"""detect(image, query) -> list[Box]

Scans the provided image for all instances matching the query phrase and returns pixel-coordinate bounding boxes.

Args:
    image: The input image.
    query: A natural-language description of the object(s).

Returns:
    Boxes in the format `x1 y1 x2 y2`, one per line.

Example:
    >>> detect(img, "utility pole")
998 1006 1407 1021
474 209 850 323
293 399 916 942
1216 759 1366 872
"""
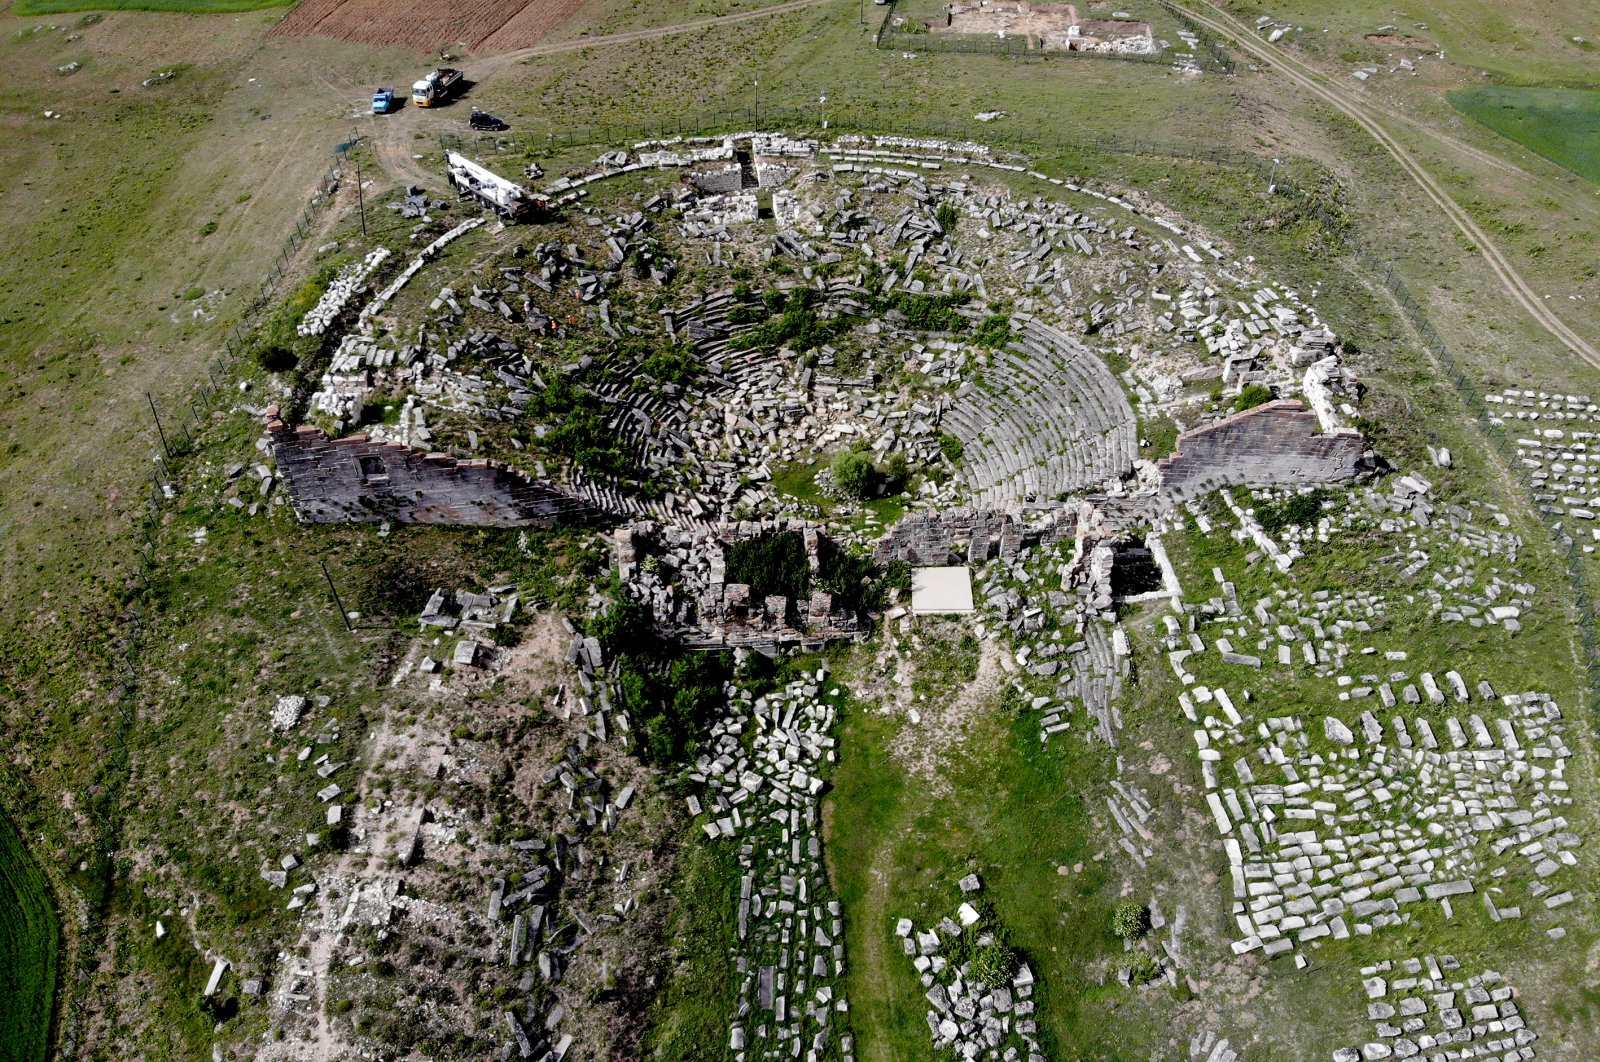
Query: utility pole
355 159 368 236
320 559 356 633
753 76 760 128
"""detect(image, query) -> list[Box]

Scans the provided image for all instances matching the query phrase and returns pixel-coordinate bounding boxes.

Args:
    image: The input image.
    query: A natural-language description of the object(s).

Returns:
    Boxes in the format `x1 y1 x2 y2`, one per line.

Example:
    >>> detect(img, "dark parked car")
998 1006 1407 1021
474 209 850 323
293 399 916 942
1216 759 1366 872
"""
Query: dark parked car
469 112 509 132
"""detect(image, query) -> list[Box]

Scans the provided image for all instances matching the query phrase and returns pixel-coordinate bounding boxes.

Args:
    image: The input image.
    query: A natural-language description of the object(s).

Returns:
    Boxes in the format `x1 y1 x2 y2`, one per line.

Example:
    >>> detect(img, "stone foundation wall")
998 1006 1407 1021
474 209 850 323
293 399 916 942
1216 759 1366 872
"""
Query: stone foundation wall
267 411 592 526
1156 400 1363 502
873 507 1077 566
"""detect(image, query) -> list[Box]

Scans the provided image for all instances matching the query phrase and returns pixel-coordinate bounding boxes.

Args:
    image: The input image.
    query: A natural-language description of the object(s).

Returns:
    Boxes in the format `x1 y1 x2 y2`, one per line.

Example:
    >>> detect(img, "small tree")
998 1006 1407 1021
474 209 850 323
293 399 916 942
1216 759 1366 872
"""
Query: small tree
884 451 912 492
1111 902 1150 941
830 449 877 500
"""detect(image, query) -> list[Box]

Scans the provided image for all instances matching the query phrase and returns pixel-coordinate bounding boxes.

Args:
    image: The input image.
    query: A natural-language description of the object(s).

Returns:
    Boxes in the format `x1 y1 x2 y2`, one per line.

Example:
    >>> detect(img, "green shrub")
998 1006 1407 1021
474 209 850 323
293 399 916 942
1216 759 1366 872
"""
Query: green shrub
935 202 959 233
1112 901 1150 941
725 532 810 601
830 449 877 499
254 343 298 374
973 314 1011 349
732 288 841 354
877 291 970 332
524 375 631 479
638 346 700 386
969 939 1017 987
884 451 913 491
1254 487 1329 535
1233 383 1274 412
937 433 965 463
817 545 893 614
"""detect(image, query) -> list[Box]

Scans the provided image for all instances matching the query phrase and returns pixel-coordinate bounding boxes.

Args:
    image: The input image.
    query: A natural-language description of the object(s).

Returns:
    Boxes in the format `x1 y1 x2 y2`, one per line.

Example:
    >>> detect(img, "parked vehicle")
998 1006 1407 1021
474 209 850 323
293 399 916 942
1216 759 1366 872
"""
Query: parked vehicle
468 111 508 132
371 87 397 114
412 67 463 108
446 151 551 222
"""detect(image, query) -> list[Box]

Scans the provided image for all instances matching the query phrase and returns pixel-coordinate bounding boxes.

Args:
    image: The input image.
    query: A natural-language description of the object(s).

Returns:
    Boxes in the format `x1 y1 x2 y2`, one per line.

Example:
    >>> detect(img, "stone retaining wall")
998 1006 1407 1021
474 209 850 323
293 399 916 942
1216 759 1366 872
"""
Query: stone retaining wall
1156 400 1364 501
267 409 593 526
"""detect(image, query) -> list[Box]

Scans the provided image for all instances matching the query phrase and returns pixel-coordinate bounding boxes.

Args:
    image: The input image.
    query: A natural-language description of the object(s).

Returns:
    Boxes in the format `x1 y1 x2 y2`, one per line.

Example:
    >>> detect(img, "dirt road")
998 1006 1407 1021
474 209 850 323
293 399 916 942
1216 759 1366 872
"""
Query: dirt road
1175 0 1600 371
364 0 840 193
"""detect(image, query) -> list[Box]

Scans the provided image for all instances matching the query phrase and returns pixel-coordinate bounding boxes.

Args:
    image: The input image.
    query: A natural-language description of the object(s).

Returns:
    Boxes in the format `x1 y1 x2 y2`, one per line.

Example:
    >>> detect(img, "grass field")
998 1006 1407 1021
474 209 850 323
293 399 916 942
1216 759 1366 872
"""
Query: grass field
0 811 58 1062
825 637 1162 1060
1448 86 1600 185
12 0 288 13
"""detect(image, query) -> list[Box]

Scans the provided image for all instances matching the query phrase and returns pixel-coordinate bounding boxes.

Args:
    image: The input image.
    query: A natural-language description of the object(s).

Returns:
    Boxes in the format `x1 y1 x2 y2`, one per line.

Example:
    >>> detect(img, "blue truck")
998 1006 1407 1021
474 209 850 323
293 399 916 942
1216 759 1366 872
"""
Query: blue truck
371 87 397 114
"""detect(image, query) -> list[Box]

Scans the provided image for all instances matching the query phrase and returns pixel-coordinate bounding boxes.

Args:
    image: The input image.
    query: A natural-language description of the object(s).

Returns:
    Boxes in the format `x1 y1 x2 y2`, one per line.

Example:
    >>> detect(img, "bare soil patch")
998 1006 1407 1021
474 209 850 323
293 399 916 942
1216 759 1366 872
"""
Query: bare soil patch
887 632 1003 793
1365 32 1435 49
272 0 585 53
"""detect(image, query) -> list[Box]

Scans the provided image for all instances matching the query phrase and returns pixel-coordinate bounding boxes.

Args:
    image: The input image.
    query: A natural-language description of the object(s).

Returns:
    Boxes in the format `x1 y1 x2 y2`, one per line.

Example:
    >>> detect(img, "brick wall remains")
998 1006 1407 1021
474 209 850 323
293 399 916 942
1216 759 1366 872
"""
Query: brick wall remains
267 410 593 526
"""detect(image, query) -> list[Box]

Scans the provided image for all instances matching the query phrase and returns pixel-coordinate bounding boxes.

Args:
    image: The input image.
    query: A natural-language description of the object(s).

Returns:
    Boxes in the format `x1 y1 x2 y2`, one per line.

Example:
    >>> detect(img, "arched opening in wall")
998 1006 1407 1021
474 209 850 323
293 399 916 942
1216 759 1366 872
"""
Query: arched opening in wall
1110 536 1161 599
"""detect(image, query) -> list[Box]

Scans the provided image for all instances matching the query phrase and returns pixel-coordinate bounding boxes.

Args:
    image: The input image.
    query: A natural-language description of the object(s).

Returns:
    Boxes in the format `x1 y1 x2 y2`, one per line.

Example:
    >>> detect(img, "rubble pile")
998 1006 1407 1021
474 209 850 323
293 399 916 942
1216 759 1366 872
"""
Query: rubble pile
685 666 854 1061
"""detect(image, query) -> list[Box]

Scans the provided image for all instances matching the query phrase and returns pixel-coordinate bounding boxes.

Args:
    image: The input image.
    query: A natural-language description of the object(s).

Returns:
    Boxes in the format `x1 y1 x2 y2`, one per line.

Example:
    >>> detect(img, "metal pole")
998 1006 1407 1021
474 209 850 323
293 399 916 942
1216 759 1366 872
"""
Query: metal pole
355 160 368 237
319 559 356 632
754 77 759 128
147 393 172 459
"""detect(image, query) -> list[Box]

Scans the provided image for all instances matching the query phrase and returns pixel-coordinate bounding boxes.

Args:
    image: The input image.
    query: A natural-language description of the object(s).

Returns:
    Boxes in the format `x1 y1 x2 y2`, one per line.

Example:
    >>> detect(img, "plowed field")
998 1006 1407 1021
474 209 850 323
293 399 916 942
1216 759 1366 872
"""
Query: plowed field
272 0 585 53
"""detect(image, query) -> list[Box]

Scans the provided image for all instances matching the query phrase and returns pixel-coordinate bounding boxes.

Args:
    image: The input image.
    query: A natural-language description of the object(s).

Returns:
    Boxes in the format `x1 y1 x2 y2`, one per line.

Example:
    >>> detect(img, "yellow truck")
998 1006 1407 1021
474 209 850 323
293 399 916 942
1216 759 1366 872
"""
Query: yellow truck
411 67 463 108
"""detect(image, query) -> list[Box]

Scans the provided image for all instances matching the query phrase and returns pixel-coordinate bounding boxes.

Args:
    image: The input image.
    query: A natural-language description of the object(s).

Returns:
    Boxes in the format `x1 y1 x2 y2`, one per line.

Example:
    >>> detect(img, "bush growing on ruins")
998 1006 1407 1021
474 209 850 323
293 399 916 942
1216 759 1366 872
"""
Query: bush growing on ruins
973 314 1012 349
254 342 298 374
1254 487 1329 535
830 449 877 499
817 543 890 614
884 451 913 492
1123 952 1163 987
969 939 1018 987
733 288 841 354
524 376 631 480
727 303 765 326
348 550 432 618
638 346 700 386
1111 901 1150 940
879 291 971 332
936 202 959 234
726 531 811 601
938 433 965 463
1233 384 1274 412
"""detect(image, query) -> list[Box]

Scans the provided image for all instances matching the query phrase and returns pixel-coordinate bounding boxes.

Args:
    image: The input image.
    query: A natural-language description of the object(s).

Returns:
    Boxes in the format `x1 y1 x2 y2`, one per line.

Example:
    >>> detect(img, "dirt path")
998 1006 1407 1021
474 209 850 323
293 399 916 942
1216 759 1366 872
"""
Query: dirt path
1174 0 1600 372
362 0 839 190
888 636 1004 793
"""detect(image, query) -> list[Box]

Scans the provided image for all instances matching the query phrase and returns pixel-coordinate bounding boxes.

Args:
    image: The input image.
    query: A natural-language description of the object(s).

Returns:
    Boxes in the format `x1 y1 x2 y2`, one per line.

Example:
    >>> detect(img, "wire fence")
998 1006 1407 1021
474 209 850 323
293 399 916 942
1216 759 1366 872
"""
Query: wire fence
56 143 349 1061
